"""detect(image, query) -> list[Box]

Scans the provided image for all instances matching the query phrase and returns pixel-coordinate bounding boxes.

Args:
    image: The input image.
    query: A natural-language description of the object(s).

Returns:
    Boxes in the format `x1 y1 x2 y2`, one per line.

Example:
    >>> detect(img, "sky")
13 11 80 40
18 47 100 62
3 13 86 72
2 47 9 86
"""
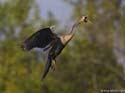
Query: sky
0 0 72 22
0 0 72 27
36 0 72 25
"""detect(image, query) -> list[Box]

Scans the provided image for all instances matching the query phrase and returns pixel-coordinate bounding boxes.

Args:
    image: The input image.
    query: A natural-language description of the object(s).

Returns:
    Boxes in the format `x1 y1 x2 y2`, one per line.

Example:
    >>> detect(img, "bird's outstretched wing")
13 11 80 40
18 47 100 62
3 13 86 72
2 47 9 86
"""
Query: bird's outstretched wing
21 27 57 51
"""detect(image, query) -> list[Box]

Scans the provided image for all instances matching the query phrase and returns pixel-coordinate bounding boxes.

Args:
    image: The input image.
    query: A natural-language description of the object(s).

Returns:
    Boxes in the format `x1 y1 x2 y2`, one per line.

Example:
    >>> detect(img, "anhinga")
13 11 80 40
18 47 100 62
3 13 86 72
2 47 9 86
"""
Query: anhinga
21 16 89 79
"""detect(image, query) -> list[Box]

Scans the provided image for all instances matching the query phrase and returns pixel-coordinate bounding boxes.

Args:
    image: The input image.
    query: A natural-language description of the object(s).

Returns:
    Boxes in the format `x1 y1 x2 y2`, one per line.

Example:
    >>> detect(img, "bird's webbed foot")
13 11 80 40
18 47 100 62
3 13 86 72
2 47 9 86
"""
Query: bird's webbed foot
51 59 56 71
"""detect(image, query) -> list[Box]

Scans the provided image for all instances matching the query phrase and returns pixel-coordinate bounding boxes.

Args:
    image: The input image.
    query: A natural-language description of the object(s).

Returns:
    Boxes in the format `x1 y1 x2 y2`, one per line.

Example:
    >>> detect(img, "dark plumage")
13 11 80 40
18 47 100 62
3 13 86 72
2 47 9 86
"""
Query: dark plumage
42 37 65 79
21 27 57 51
21 27 60 80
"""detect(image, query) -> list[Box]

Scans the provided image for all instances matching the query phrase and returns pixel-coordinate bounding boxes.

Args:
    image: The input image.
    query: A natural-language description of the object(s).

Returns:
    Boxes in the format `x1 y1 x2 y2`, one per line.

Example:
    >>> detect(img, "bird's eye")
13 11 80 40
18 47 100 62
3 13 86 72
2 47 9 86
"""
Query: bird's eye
85 16 87 19
84 16 88 23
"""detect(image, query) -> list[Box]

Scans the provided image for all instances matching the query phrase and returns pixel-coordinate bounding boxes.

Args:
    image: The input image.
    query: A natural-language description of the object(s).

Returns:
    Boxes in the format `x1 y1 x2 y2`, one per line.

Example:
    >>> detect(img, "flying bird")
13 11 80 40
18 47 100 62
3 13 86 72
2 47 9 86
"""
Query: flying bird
21 16 89 79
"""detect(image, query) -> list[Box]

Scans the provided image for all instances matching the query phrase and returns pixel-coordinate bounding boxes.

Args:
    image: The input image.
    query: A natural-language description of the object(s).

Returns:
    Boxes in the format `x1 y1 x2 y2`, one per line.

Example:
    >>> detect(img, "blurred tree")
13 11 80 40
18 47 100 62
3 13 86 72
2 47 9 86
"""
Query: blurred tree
0 0 125 93
50 0 125 93
0 0 57 93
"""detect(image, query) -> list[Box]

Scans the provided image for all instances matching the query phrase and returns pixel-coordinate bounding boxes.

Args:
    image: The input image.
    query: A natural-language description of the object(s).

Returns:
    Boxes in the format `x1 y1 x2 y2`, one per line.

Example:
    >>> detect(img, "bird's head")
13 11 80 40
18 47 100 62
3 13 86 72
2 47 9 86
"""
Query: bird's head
79 16 88 23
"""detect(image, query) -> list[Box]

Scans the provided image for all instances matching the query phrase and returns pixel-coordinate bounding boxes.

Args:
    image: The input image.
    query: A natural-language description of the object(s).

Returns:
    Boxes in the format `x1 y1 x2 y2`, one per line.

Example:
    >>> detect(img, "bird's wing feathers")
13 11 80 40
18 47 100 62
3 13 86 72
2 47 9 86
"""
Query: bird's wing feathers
21 28 57 51
21 27 57 80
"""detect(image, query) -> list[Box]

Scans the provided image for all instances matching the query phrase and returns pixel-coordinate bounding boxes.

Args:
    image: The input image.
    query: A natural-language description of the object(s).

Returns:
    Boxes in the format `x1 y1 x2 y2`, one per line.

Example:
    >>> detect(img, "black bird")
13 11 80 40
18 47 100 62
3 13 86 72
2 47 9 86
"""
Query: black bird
21 16 89 79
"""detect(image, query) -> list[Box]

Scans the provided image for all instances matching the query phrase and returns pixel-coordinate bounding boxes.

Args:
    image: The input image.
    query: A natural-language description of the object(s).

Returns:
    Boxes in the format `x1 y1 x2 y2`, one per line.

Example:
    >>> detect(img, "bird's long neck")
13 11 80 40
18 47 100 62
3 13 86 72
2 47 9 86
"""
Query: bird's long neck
60 19 82 45
60 20 81 45
68 20 81 37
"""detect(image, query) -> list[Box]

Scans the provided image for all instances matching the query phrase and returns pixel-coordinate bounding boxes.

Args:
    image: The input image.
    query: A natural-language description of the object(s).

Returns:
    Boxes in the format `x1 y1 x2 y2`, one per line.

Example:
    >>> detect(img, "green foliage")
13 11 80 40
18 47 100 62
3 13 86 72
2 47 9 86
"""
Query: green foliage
0 0 124 93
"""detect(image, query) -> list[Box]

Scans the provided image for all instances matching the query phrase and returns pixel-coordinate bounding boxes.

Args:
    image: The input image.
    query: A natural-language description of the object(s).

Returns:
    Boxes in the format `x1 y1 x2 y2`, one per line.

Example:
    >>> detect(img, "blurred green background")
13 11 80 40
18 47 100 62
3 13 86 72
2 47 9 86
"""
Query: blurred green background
0 0 125 93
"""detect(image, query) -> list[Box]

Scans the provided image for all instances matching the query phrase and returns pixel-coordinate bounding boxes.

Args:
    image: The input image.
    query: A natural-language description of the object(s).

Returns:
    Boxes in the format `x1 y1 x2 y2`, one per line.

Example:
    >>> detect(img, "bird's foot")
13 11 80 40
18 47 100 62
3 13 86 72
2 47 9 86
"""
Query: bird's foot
51 60 56 71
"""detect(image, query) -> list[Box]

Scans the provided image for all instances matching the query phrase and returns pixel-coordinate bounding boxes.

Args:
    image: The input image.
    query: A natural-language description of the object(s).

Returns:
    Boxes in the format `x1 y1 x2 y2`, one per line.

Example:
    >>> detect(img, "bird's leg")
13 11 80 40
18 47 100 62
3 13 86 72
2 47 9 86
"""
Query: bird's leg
51 59 56 71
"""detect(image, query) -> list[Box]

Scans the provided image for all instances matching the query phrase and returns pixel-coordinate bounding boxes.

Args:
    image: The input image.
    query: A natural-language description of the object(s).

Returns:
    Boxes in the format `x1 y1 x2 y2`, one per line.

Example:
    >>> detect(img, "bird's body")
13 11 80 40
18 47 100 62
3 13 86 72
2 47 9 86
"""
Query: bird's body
21 16 88 79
